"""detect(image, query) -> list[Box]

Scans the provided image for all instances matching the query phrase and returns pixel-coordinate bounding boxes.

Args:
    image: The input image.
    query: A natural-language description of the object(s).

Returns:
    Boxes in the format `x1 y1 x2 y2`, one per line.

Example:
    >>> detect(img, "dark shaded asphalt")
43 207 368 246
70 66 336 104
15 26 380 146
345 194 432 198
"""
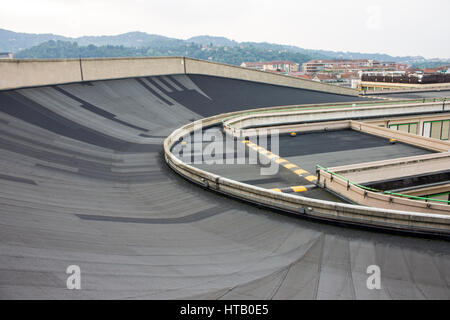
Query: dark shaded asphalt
377 90 450 100
275 130 433 157
174 75 368 116
76 205 230 224
269 130 433 174
0 91 159 153
0 74 448 300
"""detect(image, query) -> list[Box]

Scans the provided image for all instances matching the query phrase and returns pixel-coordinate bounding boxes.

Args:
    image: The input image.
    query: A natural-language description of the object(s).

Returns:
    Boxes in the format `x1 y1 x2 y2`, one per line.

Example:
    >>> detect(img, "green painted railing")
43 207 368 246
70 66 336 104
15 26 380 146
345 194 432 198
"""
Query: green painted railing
316 165 450 205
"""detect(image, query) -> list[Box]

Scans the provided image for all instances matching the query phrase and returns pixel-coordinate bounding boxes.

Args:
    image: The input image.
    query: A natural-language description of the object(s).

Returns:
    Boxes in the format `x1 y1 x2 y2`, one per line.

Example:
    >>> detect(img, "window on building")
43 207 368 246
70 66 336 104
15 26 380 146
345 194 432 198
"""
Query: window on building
409 123 418 135
422 120 450 140
389 122 419 135
423 122 431 138
431 121 442 139
442 121 450 140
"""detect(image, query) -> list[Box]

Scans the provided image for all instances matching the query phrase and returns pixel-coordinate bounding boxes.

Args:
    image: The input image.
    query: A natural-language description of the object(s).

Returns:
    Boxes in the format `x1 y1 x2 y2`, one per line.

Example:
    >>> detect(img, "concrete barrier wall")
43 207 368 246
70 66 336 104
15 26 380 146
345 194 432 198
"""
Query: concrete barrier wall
81 57 185 81
361 81 450 91
184 57 358 96
366 113 450 129
217 101 450 221
0 59 82 90
0 56 358 95
318 170 450 215
164 110 450 236
330 152 450 184
350 121 450 152
223 101 450 142
0 57 185 90
234 120 352 137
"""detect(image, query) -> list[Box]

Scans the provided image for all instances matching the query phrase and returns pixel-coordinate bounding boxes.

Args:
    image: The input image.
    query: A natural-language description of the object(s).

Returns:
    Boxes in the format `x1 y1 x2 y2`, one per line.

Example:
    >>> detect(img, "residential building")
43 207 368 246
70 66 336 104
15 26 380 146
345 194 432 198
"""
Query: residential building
302 59 406 73
360 68 450 91
310 72 360 88
0 52 13 59
241 60 299 73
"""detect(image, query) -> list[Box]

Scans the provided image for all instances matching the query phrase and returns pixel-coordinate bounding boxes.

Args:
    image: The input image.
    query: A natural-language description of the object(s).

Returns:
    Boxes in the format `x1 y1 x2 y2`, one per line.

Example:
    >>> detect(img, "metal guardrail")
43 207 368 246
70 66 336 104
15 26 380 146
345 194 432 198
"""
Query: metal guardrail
316 165 450 205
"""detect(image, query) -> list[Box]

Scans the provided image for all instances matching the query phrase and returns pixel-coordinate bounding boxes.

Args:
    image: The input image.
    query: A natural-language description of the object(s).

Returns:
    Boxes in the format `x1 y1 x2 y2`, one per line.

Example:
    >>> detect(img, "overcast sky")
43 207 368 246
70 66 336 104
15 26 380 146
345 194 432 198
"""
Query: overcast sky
1 0 449 59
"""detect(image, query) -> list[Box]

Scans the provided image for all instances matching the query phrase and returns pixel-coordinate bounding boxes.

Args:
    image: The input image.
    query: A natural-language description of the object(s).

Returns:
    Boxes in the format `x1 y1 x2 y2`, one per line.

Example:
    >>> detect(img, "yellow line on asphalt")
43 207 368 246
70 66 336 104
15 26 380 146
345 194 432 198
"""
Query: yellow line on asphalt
241 139 318 184
305 175 318 182
291 186 308 193
294 169 308 175
271 188 282 192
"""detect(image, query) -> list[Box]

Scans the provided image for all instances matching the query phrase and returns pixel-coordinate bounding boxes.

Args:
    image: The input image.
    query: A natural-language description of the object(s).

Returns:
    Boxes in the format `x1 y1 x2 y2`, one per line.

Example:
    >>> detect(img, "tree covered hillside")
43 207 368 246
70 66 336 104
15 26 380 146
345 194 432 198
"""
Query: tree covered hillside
14 40 314 66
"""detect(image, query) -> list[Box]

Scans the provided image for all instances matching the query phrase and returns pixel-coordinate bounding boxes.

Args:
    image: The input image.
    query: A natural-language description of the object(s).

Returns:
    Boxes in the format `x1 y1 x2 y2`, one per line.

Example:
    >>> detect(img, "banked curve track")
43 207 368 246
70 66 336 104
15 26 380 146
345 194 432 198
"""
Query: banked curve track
0 74 449 299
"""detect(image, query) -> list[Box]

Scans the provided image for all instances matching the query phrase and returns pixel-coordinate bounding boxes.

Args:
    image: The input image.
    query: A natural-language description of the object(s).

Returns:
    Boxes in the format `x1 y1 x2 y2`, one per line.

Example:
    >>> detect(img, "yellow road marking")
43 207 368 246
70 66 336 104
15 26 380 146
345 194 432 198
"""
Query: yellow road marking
242 140 316 184
271 188 282 192
291 186 307 193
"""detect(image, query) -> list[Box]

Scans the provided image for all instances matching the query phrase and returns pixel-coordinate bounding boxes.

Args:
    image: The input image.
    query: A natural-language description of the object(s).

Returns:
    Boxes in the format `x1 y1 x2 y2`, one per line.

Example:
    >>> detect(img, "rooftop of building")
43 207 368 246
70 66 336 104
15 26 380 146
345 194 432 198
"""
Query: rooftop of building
242 60 298 66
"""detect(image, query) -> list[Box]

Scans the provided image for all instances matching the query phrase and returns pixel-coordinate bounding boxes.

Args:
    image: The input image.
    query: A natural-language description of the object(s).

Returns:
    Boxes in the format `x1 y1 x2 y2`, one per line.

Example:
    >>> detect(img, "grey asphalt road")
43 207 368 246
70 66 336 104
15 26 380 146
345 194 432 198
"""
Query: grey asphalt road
275 130 433 174
376 89 450 100
0 75 448 299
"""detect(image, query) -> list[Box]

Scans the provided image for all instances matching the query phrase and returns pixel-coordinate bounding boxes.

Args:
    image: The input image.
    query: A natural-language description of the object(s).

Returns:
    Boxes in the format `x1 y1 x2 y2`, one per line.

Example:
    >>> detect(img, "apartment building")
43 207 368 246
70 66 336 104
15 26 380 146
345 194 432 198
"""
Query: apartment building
241 60 299 73
0 52 13 59
302 59 406 73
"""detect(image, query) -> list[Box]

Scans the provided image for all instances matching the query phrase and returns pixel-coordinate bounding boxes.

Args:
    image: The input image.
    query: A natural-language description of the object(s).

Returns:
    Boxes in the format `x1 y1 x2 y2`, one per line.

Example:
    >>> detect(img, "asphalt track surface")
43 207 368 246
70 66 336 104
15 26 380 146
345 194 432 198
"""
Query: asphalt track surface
0 75 449 299
275 130 434 174
172 127 344 202
377 89 450 100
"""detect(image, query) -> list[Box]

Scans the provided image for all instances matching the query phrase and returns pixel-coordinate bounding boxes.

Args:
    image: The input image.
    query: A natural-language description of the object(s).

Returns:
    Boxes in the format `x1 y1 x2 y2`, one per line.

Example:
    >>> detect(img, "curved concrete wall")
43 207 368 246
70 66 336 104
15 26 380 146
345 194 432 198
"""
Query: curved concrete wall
223 101 450 141
0 56 358 95
184 57 357 96
318 170 450 215
164 109 450 236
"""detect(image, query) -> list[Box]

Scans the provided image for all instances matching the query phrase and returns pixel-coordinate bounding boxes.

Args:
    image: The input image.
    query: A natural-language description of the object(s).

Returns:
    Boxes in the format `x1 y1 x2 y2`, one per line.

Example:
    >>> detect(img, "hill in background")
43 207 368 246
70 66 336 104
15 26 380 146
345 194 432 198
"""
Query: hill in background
3 28 448 68
13 40 316 67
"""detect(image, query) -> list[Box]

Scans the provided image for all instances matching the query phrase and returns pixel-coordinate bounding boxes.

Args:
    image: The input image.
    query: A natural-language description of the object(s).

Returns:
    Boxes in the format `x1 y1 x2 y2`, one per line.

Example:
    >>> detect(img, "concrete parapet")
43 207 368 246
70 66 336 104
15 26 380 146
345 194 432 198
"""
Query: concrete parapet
164 108 450 237
317 170 450 216
361 81 450 92
0 56 359 96
81 57 185 81
0 59 82 90
223 101 450 145
184 57 358 96
329 152 450 184
349 121 450 152
0 57 185 90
